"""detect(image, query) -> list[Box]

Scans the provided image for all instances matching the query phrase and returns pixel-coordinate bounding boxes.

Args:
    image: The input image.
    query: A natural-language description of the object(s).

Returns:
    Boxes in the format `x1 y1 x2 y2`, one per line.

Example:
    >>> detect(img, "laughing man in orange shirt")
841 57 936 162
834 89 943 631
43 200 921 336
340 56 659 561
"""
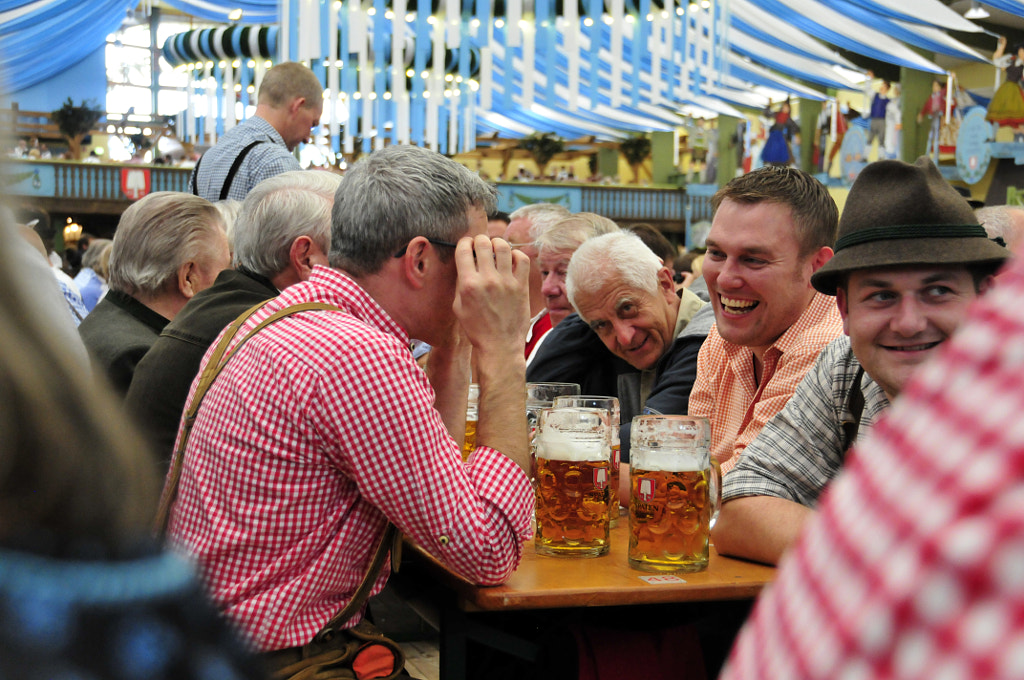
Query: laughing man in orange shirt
688 166 843 473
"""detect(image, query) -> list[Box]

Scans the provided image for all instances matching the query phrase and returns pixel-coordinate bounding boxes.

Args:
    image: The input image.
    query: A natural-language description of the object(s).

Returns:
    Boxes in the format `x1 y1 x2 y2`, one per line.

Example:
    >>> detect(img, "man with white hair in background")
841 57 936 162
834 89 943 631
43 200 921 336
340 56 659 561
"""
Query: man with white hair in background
127 171 339 460
79 192 231 394
566 230 710 465
976 204 1024 253
504 202 570 360
527 212 632 392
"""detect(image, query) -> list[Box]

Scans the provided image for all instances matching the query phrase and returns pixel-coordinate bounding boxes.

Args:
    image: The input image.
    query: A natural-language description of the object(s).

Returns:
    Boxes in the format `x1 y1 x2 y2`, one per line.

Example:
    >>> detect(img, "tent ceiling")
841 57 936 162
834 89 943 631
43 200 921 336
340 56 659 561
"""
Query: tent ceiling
5 0 1024 144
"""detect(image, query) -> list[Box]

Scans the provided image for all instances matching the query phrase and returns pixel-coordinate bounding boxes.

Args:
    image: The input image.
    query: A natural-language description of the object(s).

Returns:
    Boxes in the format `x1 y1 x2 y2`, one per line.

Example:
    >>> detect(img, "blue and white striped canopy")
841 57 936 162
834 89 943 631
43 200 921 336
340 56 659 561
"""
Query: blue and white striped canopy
0 0 1015 145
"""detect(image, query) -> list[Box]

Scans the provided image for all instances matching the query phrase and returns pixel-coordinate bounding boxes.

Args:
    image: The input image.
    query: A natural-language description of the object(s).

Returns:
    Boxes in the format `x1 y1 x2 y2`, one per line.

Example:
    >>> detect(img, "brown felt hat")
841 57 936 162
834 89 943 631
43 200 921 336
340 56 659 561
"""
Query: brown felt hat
812 156 1008 295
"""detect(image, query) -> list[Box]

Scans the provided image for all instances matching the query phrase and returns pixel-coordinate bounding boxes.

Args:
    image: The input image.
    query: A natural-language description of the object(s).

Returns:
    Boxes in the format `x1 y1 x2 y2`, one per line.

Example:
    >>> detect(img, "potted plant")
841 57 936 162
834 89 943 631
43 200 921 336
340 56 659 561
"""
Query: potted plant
620 135 652 184
51 98 104 161
517 132 565 179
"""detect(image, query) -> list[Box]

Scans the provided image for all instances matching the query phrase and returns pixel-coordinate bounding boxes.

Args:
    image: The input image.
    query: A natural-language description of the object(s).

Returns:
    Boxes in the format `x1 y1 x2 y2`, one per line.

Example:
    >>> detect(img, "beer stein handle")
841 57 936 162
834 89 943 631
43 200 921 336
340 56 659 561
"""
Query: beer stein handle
708 459 722 529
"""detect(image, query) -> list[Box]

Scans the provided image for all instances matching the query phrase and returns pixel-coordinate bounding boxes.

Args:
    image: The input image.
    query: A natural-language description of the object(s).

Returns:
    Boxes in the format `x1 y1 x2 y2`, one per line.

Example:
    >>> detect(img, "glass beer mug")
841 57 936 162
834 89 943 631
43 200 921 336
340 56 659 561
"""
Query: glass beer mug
462 383 479 462
526 382 581 478
628 415 720 572
534 407 612 557
553 395 621 528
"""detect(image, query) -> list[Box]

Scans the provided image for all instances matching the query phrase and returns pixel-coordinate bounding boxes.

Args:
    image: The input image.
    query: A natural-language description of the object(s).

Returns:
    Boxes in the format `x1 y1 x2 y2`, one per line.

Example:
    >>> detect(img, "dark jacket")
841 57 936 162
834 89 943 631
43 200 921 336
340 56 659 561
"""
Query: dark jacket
126 269 278 463
527 297 714 462
79 290 169 396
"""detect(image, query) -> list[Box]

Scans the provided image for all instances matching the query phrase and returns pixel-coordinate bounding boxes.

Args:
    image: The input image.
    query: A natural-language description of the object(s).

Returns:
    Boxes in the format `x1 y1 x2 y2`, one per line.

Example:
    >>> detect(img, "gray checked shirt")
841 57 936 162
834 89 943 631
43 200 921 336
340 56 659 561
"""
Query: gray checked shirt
189 115 301 202
722 336 890 508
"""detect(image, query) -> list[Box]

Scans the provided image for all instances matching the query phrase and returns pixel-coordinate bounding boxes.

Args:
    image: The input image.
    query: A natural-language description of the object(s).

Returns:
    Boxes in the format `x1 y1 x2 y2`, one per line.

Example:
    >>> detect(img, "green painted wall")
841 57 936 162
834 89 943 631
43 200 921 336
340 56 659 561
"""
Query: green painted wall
651 131 675 184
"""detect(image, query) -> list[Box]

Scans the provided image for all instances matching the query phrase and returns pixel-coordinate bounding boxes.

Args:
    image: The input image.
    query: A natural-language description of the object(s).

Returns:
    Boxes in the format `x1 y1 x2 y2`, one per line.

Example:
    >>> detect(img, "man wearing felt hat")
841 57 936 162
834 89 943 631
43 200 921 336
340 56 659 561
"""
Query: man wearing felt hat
712 156 1008 566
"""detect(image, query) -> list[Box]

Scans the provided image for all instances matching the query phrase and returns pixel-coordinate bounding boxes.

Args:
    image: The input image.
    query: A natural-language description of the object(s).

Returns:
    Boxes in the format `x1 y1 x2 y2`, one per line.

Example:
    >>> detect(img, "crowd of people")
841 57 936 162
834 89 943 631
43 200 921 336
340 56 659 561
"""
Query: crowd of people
8 59 1024 680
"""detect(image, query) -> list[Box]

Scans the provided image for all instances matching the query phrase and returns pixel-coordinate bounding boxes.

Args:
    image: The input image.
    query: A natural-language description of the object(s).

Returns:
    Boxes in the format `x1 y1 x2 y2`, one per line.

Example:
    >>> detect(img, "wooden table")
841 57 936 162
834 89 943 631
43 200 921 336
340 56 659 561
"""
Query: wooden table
405 520 775 678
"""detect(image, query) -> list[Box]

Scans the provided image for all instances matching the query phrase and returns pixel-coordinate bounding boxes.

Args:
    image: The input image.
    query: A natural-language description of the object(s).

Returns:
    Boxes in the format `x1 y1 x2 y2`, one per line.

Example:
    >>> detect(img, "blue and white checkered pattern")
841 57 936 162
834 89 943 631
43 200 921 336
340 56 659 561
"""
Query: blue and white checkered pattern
189 116 301 203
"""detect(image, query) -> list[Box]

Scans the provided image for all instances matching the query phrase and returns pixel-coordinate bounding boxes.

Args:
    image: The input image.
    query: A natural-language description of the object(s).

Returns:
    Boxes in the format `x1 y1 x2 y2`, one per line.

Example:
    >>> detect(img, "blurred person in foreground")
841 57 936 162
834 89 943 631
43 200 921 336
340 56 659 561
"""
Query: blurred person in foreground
504 202 571 358
127 171 339 463
689 166 842 473
719 195 1024 680
713 157 1007 566
0 217 265 678
163 145 534 664
78 192 231 395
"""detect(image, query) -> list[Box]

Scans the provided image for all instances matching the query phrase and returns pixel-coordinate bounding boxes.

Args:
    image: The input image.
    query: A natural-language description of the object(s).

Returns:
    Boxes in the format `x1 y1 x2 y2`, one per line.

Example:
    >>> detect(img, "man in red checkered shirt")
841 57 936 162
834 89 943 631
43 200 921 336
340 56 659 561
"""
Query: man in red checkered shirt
164 145 535 654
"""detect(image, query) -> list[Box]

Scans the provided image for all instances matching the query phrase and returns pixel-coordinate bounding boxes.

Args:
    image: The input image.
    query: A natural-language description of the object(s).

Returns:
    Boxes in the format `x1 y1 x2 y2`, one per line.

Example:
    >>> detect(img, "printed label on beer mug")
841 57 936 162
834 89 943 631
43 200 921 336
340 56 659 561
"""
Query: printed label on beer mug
594 467 607 489
639 575 686 585
638 477 655 502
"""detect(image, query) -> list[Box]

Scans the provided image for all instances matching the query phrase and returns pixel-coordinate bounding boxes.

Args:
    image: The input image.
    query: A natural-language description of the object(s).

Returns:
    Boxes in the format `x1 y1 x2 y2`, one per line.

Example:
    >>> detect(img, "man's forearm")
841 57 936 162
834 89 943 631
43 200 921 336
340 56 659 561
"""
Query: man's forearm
712 495 813 566
475 351 529 473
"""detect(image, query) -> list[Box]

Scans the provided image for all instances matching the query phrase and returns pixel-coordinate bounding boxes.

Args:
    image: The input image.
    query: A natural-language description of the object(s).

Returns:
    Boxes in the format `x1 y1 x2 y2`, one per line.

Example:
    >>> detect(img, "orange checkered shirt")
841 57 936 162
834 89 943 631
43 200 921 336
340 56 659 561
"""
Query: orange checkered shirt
689 292 843 473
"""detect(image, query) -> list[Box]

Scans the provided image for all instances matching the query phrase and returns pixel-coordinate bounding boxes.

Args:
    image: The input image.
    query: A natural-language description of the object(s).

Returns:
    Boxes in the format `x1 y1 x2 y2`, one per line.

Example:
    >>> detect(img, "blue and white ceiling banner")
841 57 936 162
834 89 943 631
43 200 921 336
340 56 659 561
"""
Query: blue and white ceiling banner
846 0 983 32
754 0 946 73
159 0 278 23
728 0 857 68
17 0 1024 148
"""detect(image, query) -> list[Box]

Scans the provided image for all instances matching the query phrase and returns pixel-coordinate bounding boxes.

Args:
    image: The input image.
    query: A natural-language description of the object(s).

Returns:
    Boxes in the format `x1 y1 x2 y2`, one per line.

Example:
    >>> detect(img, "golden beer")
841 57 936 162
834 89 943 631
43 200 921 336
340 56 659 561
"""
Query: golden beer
462 419 477 461
608 444 621 528
535 455 611 557
629 468 712 571
552 395 621 529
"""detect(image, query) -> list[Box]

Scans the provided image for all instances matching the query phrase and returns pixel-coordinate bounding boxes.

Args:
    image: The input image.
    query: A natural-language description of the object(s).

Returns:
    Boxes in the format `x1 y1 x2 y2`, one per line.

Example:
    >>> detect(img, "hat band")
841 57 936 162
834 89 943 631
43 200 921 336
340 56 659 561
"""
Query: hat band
835 224 988 252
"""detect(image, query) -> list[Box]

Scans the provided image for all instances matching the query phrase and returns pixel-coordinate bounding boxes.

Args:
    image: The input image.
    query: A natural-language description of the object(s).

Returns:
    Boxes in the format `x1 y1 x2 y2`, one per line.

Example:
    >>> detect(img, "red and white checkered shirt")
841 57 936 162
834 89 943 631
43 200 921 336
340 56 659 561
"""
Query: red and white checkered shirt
165 266 534 652
722 256 1024 680
689 292 843 473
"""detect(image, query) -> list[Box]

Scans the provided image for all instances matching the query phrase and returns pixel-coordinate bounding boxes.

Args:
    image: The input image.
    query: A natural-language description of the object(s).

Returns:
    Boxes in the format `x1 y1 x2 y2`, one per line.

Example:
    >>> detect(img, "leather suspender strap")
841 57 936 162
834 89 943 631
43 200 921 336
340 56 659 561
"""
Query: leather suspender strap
189 139 266 200
840 365 866 452
152 298 401 636
154 300 338 534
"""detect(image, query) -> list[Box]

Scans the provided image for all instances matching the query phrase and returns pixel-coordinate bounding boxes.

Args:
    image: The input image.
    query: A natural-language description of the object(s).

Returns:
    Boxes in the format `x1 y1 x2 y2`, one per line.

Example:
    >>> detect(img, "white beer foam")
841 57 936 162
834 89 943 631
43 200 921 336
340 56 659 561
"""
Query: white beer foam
536 429 609 462
632 446 707 472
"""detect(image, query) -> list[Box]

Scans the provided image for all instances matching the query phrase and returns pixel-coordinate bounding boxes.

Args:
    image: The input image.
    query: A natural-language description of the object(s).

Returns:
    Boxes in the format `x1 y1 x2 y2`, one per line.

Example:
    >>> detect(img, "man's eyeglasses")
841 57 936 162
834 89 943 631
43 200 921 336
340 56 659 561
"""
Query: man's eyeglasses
393 237 460 258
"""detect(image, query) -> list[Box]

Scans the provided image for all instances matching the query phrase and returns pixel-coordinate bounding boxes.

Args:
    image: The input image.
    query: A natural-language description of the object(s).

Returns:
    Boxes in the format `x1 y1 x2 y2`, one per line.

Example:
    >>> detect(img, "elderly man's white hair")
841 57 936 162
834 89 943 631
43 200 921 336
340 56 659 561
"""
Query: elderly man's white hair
107 192 224 297
566 230 662 313
976 205 1024 252
508 203 571 241
233 170 342 278
536 212 620 256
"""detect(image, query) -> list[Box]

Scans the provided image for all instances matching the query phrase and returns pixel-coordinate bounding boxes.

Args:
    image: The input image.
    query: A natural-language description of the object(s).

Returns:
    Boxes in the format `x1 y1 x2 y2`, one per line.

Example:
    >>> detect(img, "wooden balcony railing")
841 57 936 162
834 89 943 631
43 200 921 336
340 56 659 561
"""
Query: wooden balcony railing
4 158 713 246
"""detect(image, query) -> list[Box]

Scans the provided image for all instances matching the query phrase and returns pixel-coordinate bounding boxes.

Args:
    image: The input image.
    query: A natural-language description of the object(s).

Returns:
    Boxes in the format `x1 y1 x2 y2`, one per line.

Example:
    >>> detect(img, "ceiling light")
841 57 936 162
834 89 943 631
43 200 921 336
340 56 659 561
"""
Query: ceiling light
965 1 989 19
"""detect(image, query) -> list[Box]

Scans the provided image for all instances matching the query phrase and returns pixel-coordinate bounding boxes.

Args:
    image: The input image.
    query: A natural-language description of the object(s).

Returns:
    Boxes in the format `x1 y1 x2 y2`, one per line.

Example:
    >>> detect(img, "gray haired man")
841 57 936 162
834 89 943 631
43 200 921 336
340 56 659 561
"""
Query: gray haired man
79 192 230 394
127 170 340 460
164 145 535 660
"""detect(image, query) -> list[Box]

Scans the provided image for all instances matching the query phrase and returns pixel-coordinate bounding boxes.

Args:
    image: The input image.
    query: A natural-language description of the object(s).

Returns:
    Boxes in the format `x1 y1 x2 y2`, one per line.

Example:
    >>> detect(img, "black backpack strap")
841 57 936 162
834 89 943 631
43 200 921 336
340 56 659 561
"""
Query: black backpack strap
218 139 266 200
189 153 202 196
840 364 866 451
189 139 267 200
